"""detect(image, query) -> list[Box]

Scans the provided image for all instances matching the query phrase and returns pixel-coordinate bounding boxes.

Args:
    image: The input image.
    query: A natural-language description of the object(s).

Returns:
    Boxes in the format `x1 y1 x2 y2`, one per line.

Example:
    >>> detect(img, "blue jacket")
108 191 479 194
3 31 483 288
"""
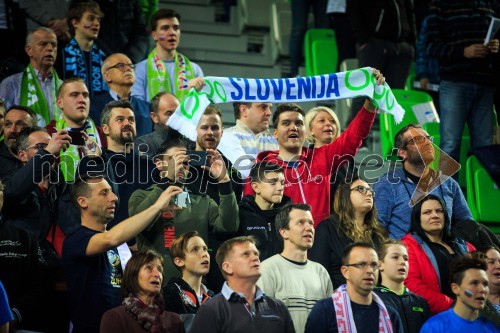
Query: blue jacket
373 167 472 239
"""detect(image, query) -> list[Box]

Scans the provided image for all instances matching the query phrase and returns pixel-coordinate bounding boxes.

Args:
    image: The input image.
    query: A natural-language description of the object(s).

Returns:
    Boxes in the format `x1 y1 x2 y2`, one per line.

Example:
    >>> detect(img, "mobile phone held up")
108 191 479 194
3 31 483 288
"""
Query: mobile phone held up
68 131 85 146
187 150 209 166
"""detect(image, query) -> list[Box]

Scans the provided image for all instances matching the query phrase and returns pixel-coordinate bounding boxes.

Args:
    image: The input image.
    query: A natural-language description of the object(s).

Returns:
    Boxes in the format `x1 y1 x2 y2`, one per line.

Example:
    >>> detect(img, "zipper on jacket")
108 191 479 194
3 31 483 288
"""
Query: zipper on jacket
392 0 402 39
375 9 385 33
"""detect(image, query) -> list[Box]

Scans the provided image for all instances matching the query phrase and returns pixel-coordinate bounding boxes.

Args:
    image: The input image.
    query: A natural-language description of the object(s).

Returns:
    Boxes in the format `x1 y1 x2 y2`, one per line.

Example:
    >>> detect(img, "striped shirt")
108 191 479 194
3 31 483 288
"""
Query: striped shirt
224 120 279 158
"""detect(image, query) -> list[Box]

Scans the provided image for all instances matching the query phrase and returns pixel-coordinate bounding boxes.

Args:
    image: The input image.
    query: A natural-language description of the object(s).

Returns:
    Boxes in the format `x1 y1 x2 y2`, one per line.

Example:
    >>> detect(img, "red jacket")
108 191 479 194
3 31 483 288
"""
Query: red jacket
244 107 375 226
402 233 475 314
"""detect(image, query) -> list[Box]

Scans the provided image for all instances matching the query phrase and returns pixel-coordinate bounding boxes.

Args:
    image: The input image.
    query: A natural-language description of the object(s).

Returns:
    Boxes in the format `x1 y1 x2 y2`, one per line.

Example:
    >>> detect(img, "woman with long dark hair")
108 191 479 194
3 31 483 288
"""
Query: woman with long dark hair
402 194 475 314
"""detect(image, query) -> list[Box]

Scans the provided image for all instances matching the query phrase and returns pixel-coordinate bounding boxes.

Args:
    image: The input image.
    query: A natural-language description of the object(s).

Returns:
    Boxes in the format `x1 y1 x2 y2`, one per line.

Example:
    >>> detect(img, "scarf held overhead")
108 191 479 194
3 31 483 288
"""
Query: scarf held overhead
167 67 405 143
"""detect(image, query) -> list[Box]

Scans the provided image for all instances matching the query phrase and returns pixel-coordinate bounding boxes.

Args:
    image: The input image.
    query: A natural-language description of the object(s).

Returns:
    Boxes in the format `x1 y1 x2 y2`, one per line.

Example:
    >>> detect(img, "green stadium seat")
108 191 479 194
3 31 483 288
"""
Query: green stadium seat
304 29 338 76
466 155 500 234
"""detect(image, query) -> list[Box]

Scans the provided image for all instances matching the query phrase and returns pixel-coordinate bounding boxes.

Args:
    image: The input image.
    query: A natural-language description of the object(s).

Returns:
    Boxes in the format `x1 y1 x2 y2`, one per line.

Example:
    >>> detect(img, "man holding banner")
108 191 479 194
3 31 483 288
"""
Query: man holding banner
244 70 385 225
166 68 398 225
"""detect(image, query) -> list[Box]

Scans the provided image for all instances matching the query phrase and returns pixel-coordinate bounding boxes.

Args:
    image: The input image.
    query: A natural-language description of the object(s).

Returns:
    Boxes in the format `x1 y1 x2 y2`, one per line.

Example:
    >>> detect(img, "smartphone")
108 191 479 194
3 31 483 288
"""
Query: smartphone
68 131 85 146
173 191 191 208
187 150 209 166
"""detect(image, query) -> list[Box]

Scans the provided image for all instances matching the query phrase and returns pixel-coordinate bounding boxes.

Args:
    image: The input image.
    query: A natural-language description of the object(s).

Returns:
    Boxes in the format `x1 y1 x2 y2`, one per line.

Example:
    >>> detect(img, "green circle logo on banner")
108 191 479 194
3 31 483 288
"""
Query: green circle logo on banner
180 90 200 120
345 69 371 91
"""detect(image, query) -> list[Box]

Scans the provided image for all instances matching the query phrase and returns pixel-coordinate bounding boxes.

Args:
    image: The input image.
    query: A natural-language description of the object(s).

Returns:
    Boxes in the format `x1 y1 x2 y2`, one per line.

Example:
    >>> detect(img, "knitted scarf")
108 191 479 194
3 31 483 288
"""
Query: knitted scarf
55 115 101 182
146 49 194 101
123 294 166 333
63 38 107 96
20 64 61 126
332 284 393 333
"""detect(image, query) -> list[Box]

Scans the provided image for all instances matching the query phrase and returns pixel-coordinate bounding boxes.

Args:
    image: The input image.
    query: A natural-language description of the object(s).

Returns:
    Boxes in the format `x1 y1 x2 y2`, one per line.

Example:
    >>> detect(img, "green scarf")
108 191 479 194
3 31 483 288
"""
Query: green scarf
146 49 195 101
56 115 101 182
20 64 62 126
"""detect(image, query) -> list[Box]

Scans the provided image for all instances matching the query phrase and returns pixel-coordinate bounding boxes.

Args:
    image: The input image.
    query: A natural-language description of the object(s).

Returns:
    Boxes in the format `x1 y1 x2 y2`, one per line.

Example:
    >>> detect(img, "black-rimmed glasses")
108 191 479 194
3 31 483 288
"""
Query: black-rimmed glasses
350 185 375 197
23 143 48 151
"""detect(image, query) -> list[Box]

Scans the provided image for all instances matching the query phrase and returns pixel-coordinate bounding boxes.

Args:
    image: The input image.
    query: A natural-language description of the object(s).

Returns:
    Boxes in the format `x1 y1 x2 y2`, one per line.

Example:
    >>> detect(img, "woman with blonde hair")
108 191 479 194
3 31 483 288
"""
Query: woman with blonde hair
309 177 388 288
304 106 341 147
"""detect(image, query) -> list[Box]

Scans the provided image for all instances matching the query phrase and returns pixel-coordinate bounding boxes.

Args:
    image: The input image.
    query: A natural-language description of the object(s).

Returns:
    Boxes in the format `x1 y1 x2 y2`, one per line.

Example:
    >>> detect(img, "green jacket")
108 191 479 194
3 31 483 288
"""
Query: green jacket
128 181 239 280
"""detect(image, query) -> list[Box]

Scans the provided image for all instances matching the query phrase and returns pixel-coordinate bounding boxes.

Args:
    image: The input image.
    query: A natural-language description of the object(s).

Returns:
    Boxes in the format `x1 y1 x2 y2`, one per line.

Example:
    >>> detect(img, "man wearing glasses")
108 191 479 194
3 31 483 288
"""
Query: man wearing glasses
89 53 152 136
305 243 404 333
258 203 333 333
373 123 473 240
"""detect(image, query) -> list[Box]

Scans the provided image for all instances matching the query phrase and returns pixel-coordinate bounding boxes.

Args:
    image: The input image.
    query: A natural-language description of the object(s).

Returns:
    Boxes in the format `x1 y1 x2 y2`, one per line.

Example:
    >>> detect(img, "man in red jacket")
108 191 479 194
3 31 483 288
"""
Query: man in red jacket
245 69 385 226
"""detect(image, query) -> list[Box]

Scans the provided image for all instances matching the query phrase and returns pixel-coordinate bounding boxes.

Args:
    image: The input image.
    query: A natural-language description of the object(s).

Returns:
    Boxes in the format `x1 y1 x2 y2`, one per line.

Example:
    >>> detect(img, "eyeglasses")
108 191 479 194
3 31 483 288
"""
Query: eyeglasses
404 135 434 147
344 262 381 270
106 63 136 71
23 143 48 151
350 185 375 197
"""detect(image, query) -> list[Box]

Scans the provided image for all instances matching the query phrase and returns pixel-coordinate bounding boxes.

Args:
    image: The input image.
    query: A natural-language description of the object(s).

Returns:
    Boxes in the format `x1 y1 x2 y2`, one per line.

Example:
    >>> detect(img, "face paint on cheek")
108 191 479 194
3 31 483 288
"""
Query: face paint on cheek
158 35 166 41
464 289 473 297
84 24 92 29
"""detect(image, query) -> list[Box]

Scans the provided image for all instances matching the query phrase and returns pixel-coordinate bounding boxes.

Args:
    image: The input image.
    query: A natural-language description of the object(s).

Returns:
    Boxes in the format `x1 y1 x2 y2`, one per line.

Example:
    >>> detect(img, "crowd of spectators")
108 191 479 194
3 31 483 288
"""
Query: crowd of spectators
0 2 499 333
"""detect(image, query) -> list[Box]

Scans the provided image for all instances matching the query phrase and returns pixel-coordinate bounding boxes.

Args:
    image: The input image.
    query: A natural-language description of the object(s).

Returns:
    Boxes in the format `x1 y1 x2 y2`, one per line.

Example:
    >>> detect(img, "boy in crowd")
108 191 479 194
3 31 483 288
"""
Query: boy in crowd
163 231 213 315
239 161 290 261
374 239 431 333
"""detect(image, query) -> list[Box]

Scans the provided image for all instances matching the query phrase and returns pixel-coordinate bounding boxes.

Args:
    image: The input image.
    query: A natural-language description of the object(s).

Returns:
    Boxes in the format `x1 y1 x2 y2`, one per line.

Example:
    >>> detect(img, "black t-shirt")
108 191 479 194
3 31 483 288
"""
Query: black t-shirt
352 301 380 333
62 226 123 333
427 241 458 298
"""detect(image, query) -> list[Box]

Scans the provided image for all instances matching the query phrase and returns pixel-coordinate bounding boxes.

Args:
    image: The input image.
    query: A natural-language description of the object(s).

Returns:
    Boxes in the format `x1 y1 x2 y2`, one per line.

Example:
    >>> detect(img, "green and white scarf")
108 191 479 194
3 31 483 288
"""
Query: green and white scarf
20 64 62 126
146 49 195 101
56 115 101 182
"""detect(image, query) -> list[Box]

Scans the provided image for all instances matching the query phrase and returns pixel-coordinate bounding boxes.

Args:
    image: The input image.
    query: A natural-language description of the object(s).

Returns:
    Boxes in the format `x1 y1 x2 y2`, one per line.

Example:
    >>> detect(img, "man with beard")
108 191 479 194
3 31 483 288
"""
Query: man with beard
0 27 62 126
0 106 37 182
134 92 179 161
89 53 151 136
80 100 155 230
373 123 473 240
46 78 106 182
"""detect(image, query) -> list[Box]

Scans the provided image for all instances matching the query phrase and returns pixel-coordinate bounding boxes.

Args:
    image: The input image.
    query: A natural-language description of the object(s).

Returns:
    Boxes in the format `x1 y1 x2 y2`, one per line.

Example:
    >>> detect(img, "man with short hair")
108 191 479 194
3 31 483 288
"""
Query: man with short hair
63 175 182 333
132 8 204 101
89 53 151 136
305 243 404 333
420 256 497 332
128 138 239 283
46 78 106 181
249 70 385 225
239 161 290 261
0 27 62 126
0 106 37 181
223 102 279 159
190 236 296 333
134 91 179 160
62 1 108 97
81 99 154 227
258 203 333 333
373 123 473 240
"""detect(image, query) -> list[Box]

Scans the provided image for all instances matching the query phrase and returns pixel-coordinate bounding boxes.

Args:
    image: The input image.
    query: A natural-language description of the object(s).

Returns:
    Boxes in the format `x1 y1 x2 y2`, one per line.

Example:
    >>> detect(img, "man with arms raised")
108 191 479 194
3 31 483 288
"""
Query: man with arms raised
258 203 333 333
63 175 182 333
249 70 385 224
191 236 295 333
305 243 404 333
